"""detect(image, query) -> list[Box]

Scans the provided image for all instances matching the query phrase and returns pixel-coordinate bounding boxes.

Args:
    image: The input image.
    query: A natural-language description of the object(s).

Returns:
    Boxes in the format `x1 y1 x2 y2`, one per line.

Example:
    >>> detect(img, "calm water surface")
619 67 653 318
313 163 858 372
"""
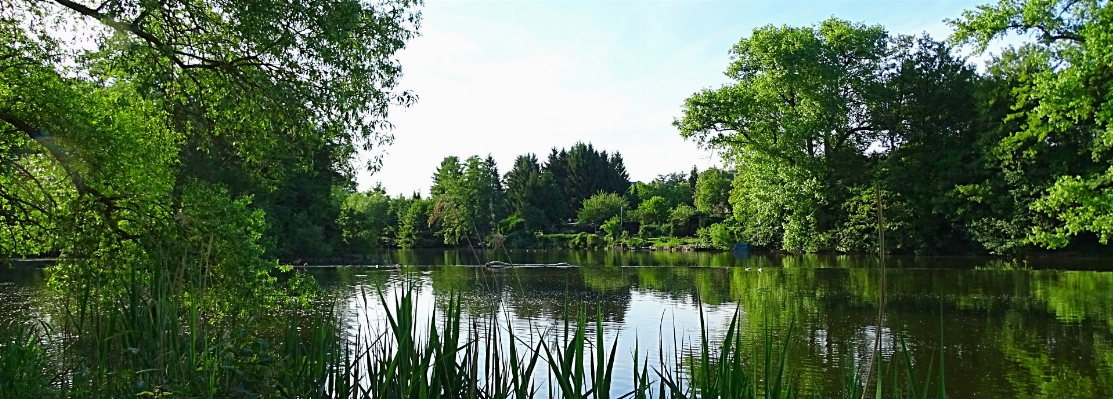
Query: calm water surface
4 250 1113 398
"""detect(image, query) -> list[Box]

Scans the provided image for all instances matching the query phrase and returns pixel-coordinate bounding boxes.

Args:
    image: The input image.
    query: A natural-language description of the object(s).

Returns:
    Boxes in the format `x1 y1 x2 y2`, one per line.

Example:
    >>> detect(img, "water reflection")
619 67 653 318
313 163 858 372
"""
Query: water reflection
350 249 1113 271
4 252 1113 398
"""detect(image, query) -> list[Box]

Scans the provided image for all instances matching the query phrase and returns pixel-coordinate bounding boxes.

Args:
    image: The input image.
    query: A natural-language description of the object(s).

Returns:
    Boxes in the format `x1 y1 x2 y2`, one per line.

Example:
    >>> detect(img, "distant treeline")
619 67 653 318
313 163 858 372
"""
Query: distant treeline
331 142 733 254
330 6 1113 257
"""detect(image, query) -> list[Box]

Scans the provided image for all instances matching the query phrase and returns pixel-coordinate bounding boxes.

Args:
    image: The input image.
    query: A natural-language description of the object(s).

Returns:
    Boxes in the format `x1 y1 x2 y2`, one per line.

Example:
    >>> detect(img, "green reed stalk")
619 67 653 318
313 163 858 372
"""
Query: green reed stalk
0 272 950 399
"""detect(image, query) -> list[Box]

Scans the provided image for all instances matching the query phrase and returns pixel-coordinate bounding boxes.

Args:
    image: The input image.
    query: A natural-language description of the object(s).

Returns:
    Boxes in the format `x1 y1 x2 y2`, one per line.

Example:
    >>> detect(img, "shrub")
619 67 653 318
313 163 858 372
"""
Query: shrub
601 216 623 240
577 193 629 226
698 220 743 250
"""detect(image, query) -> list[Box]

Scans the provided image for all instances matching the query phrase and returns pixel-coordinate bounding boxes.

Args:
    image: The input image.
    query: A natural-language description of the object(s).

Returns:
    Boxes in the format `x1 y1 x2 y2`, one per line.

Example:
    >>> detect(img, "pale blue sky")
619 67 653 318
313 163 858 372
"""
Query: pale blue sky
358 0 990 196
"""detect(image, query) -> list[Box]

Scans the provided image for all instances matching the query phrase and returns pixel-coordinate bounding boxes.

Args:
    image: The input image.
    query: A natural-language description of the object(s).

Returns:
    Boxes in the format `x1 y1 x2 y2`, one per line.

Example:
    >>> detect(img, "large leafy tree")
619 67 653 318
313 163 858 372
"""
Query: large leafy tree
636 196 671 234
951 0 1113 249
678 18 997 253
577 192 628 226
694 168 732 216
395 195 437 249
0 0 420 286
630 173 694 211
337 185 393 253
676 18 887 178
867 36 985 253
676 18 889 251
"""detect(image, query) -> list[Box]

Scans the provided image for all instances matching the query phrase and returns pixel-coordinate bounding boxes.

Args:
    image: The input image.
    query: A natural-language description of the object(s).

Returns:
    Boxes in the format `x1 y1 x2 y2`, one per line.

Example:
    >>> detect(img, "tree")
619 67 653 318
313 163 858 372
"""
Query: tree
695 168 733 216
688 166 699 202
431 157 464 197
676 18 1003 253
630 173 694 210
337 185 393 253
669 204 698 237
676 18 889 251
540 148 571 223
504 154 562 231
577 192 629 226
476 155 507 236
951 0 1113 249
429 155 506 246
637 196 671 227
546 142 630 222
397 198 437 249
0 0 420 292
865 35 985 254
601 216 623 241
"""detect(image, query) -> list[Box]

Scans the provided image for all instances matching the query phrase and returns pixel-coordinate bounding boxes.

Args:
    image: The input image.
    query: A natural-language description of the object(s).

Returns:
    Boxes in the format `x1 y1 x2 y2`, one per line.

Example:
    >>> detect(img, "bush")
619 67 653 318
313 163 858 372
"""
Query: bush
567 232 602 249
535 233 573 248
577 193 629 226
601 216 622 240
698 220 743 250
586 233 599 248
639 223 666 238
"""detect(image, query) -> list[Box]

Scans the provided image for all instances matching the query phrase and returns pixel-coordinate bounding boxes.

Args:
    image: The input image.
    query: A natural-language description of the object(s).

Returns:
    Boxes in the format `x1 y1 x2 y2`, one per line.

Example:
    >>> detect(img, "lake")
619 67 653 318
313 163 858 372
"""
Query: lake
3 250 1113 398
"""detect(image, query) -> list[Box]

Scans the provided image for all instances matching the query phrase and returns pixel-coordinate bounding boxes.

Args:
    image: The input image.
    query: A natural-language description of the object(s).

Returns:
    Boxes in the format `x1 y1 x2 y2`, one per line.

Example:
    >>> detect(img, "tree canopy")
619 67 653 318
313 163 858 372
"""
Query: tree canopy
951 0 1113 248
0 0 421 288
676 10 1113 254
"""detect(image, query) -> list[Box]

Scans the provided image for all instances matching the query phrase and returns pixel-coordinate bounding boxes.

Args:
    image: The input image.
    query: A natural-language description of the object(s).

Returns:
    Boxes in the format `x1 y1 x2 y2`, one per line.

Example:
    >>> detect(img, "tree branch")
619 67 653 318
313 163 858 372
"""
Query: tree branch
0 110 139 241
0 110 90 195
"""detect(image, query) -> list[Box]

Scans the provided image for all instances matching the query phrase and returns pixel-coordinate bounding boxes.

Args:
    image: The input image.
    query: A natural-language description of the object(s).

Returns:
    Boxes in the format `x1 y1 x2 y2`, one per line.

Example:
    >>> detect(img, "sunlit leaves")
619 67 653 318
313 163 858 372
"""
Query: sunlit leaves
577 192 628 226
1030 167 1113 248
951 0 1113 249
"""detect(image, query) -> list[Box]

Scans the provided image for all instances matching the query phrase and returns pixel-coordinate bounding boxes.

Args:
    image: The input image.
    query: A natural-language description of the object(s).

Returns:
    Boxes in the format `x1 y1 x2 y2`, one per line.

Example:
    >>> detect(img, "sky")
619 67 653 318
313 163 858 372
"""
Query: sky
357 0 991 197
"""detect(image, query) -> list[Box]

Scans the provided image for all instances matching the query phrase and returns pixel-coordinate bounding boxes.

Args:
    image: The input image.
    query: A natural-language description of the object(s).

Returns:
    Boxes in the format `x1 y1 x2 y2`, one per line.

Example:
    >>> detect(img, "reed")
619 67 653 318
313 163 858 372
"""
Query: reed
0 277 948 399
0 318 56 399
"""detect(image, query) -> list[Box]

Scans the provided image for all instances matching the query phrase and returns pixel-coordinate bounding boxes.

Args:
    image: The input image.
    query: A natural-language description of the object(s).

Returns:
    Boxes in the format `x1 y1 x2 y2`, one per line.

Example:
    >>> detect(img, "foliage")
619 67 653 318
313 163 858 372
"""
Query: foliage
505 154 564 231
669 204 698 237
0 0 422 308
695 168 733 216
396 197 438 249
835 187 913 254
951 0 1113 249
1030 168 1113 248
698 220 744 250
676 18 892 252
629 173 693 210
577 192 629 226
0 319 54 398
600 216 623 241
429 155 506 246
338 185 394 252
674 14 1087 254
636 196 670 227
545 143 631 222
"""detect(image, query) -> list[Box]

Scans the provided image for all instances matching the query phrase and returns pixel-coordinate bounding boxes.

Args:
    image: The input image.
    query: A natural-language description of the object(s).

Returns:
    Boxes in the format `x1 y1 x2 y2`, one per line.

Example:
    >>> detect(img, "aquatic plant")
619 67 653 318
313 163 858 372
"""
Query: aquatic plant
0 277 948 399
